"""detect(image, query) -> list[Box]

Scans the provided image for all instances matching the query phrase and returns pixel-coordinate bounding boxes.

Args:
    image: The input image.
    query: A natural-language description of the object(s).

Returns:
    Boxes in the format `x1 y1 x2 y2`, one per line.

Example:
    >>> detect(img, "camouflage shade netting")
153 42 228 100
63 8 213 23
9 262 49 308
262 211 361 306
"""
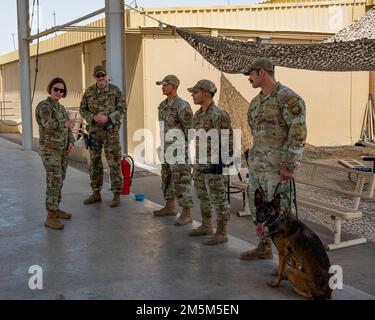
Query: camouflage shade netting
175 8 375 72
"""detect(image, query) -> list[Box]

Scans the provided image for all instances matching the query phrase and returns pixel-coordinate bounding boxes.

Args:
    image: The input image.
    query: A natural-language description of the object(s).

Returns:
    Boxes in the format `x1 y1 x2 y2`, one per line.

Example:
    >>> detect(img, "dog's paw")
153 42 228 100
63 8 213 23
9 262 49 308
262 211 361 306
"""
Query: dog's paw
267 278 280 287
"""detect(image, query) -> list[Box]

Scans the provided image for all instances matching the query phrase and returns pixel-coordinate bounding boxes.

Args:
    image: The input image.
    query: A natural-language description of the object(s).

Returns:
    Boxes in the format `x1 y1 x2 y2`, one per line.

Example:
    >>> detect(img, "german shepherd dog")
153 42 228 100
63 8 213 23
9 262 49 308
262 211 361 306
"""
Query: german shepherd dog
254 188 332 299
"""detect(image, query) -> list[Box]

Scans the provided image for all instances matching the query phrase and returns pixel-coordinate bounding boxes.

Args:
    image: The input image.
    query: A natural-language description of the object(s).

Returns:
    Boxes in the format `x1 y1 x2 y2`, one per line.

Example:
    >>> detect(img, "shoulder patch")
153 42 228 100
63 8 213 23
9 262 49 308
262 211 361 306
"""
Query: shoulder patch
285 96 299 107
285 95 303 115
42 108 50 117
40 104 51 118
290 104 303 115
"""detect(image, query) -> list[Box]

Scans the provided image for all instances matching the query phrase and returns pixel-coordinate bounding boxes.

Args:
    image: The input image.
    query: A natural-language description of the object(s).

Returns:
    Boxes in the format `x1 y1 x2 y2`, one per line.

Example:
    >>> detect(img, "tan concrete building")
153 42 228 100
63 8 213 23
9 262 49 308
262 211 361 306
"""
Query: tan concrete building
0 0 374 163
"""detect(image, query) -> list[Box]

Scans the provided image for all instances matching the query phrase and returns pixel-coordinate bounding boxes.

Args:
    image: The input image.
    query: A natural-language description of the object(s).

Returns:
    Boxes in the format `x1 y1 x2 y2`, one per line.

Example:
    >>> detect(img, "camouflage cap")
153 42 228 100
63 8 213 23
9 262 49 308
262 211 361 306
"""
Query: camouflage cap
93 65 107 76
243 58 275 75
156 75 180 86
187 80 217 94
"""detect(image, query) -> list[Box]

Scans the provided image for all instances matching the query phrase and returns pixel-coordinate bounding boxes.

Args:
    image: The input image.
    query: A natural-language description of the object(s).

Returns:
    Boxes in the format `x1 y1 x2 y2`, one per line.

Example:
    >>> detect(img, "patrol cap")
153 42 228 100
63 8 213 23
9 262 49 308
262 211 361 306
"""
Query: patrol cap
243 58 275 75
156 75 180 86
187 80 217 94
93 65 107 76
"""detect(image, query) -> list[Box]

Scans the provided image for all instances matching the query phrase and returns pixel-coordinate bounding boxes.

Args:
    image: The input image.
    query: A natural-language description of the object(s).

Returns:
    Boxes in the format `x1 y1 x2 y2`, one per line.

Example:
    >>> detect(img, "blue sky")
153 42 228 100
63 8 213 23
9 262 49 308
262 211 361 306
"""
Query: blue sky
0 0 259 56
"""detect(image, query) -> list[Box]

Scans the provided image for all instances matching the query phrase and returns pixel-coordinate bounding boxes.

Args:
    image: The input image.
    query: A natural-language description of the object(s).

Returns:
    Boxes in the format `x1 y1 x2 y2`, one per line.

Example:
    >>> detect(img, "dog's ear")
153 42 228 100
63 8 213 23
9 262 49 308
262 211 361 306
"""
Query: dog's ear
272 193 281 209
254 189 263 206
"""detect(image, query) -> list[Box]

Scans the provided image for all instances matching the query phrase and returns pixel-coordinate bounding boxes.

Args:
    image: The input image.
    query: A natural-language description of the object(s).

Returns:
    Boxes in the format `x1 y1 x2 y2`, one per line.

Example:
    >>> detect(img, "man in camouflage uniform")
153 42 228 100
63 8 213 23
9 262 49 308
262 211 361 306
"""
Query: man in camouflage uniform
188 80 233 245
153 75 194 226
240 58 307 260
80 65 126 207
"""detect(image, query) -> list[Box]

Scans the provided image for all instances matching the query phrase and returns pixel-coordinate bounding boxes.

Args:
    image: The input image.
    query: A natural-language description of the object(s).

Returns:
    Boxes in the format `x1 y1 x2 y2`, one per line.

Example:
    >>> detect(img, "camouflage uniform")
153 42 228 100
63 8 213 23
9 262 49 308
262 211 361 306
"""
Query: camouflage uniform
247 81 307 241
193 102 232 223
36 97 75 211
159 95 194 208
80 82 126 193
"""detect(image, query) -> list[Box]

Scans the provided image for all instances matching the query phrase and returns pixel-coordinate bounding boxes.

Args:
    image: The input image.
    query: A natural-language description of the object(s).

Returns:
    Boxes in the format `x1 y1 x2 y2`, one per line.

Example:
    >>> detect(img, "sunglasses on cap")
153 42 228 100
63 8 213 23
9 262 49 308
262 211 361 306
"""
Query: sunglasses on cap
52 87 65 93
96 73 106 78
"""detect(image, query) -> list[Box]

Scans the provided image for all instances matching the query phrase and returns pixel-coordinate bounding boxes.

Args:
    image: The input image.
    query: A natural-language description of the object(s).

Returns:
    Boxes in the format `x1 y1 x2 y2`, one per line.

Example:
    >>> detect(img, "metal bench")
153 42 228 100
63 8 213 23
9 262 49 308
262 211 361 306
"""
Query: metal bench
231 160 375 250
295 161 375 250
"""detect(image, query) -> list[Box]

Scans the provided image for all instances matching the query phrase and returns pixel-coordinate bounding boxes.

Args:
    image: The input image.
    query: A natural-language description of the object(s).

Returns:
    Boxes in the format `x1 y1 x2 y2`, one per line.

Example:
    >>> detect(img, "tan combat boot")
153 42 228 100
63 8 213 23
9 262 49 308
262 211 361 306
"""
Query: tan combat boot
153 199 177 216
110 192 120 207
174 207 193 226
189 215 213 236
45 211 64 230
205 221 228 245
240 241 273 260
56 208 72 220
83 191 102 205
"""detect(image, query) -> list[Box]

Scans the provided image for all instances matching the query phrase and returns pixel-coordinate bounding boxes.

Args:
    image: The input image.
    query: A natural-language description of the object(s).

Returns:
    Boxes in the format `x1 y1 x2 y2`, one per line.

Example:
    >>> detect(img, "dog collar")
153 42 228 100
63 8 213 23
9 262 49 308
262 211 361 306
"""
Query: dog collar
267 211 284 228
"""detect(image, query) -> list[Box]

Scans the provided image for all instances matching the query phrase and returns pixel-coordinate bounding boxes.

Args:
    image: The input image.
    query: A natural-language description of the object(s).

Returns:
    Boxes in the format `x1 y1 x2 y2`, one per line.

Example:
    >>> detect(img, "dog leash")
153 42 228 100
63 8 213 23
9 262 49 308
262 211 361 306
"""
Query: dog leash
274 178 299 220
290 178 299 220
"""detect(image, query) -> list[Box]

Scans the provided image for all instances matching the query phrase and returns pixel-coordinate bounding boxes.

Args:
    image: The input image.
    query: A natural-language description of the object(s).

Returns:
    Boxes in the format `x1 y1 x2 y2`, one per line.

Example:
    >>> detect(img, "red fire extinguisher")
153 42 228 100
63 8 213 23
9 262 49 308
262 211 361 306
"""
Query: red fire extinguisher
121 154 134 195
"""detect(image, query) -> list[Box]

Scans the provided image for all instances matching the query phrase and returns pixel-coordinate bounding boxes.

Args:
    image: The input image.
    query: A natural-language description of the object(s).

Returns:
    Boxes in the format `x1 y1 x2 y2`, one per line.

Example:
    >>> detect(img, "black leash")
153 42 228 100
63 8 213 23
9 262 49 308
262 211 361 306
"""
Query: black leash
291 178 299 220
274 178 299 220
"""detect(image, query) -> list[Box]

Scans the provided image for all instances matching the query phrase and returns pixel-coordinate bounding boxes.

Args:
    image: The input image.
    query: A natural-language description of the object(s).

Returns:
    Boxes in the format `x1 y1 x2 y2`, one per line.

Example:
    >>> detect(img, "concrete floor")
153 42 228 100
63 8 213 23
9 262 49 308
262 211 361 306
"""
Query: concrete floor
130 163 375 298
0 136 373 300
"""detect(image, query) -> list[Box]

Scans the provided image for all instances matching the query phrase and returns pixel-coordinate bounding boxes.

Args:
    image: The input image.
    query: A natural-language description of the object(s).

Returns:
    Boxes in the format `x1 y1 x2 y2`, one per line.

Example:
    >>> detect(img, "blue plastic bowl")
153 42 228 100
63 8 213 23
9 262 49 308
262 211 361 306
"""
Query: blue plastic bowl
134 194 145 201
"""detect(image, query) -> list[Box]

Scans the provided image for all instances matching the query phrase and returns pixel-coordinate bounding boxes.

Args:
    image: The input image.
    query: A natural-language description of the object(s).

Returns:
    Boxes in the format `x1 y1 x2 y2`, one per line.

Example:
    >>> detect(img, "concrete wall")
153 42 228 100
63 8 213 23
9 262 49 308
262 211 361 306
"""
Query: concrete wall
124 34 145 155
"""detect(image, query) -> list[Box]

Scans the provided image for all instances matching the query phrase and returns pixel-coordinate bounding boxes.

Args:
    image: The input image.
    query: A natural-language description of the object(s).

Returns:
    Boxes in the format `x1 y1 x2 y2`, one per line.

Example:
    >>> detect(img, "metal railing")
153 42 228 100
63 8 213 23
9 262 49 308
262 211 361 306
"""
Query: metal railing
0 100 20 122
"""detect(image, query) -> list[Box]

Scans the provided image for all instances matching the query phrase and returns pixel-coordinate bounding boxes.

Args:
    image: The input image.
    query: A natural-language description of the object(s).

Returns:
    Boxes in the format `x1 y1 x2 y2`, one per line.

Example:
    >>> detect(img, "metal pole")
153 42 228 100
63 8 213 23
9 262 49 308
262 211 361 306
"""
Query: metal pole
29 8 105 41
0 66 4 120
81 43 86 91
12 33 16 50
17 0 33 151
105 0 127 154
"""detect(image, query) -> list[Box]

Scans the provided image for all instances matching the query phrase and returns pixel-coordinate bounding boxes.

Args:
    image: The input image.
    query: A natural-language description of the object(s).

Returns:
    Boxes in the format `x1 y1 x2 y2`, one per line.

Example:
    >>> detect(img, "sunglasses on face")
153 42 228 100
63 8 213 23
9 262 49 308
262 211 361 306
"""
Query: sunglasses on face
96 73 106 79
52 87 65 93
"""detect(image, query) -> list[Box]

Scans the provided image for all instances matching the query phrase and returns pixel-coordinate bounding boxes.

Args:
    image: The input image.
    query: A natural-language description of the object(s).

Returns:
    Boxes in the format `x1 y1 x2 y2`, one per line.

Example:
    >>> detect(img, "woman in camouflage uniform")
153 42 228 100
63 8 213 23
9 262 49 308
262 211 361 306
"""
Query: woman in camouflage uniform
35 78 75 230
